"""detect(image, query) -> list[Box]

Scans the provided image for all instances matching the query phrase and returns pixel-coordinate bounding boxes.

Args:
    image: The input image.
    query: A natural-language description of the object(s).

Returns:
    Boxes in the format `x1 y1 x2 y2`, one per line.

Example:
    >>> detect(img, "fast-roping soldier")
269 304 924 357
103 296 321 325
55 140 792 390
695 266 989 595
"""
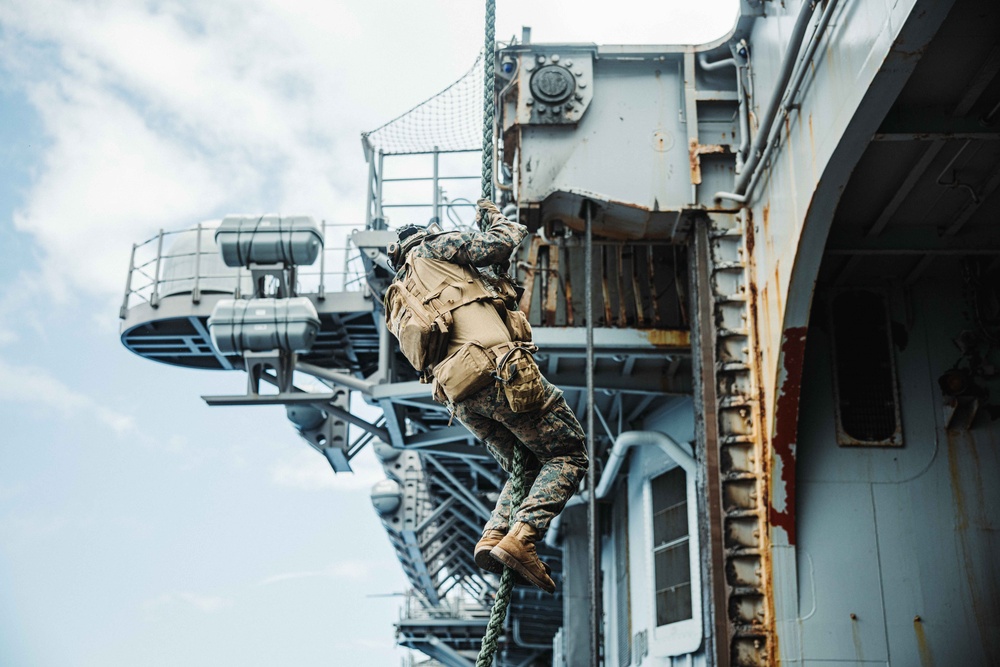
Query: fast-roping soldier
383 198 589 593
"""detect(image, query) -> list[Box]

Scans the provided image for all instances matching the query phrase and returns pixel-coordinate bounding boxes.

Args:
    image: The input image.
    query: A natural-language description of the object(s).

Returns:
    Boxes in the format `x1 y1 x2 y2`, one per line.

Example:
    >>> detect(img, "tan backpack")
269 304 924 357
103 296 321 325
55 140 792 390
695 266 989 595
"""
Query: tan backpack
384 255 494 372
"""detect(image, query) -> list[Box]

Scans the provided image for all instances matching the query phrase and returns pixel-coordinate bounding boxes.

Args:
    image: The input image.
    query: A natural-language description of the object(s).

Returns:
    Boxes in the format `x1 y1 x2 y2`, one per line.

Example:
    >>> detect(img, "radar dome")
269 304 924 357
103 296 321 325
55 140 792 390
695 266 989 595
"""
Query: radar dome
371 479 402 516
373 440 402 463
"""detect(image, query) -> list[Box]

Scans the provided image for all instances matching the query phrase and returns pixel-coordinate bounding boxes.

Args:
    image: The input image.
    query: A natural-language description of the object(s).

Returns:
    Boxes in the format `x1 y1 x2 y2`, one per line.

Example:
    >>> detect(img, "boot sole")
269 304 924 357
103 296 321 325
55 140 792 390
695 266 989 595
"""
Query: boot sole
474 545 503 574
490 545 556 593
475 546 533 586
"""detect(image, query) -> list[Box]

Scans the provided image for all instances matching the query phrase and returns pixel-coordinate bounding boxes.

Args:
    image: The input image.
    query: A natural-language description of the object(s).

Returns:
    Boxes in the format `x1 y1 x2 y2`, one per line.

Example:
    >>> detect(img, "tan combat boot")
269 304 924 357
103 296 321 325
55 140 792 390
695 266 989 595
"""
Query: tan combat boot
474 529 507 574
489 522 556 593
474 529 537 586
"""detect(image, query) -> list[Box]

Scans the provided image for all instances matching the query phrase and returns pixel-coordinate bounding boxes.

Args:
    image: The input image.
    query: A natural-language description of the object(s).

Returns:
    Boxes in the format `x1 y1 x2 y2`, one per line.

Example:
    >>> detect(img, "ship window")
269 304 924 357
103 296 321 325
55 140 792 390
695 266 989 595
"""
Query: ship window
830 290 903 446
652 466 692 626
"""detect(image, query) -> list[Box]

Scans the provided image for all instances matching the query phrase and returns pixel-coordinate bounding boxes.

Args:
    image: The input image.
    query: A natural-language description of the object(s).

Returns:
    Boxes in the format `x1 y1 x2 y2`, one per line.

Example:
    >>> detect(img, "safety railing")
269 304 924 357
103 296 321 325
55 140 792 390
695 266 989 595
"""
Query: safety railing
366 147 482 231
119 221 368 318
400 590 492 622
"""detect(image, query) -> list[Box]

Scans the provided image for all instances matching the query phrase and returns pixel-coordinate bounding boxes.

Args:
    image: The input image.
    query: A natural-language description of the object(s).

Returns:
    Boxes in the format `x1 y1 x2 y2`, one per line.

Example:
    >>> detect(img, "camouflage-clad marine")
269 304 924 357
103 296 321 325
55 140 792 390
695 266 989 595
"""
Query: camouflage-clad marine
385 199 588 593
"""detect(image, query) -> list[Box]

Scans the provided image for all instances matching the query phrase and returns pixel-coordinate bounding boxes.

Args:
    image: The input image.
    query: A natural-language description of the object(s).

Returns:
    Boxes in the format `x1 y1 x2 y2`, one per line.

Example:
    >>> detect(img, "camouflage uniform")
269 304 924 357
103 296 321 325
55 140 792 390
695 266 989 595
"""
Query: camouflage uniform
396 209 589 537
453 378 587 535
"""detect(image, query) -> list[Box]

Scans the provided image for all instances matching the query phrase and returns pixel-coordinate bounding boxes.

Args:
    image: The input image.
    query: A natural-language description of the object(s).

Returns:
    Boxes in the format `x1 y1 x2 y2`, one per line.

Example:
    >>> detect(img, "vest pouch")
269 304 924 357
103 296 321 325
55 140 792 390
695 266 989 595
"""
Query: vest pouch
503 308 533 343
493 344 546 413
494 274 520 307
433 342 496 403
430 376 449 404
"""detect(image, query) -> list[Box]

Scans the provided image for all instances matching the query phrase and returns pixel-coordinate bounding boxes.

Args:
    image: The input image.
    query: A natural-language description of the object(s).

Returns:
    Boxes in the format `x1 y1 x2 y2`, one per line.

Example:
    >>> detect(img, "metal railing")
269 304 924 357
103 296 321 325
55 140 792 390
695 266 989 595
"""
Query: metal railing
119 221 368 318
366 148 481 230
401 590 492 622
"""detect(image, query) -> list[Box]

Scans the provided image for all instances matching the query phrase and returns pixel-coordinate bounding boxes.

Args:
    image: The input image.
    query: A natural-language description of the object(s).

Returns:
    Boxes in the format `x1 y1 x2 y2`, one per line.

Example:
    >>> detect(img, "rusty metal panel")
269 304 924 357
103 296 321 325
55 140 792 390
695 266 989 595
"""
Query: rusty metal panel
513 237 689 331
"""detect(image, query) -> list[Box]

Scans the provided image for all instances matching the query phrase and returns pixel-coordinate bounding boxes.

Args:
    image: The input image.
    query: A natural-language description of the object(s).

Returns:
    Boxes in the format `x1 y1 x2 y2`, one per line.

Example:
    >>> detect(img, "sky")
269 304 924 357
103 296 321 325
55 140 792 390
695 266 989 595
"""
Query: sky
0 1 738 665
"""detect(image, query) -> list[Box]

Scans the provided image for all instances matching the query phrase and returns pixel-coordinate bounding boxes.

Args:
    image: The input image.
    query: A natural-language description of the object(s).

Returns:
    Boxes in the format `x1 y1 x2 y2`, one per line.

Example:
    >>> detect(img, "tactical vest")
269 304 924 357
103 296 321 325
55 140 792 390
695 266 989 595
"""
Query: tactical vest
384 255 495 372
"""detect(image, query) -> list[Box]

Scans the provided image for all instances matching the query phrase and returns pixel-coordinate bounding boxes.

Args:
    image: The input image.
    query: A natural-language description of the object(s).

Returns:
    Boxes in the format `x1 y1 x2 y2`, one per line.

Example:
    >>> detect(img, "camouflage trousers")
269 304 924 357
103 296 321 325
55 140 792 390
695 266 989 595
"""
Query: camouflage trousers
452 378 589 537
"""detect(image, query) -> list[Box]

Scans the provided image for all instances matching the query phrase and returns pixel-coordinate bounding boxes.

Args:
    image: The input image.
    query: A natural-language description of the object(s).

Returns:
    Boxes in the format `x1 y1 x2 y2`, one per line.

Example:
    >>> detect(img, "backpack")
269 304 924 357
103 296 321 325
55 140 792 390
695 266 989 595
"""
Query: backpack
384 255 495 373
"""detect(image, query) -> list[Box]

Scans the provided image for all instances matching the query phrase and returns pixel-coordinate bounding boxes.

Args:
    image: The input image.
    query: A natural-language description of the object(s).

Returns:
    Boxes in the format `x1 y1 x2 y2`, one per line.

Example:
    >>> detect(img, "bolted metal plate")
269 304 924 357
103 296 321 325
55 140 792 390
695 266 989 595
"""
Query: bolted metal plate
508 48 594 126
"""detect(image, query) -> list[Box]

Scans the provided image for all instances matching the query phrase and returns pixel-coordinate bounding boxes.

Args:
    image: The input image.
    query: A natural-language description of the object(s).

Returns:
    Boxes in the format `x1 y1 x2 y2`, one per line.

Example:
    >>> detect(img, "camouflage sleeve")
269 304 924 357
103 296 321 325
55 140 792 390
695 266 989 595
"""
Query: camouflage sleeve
418 211 528 267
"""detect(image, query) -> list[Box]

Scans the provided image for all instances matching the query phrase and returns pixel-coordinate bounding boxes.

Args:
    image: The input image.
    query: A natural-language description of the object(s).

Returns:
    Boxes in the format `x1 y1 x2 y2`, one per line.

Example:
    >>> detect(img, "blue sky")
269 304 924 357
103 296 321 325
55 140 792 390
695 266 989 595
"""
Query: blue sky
0 2 737 665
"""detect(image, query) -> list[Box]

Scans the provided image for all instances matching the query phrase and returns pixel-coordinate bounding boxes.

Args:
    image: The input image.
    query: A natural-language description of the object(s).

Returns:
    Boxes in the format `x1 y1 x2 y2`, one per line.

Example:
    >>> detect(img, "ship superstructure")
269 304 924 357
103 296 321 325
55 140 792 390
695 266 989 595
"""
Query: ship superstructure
119 0 1000 664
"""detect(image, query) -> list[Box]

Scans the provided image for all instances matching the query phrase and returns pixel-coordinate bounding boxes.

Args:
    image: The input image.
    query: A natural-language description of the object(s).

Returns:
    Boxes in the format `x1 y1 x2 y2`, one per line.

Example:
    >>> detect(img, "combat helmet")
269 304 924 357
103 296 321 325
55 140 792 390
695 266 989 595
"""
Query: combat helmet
387 225 427 271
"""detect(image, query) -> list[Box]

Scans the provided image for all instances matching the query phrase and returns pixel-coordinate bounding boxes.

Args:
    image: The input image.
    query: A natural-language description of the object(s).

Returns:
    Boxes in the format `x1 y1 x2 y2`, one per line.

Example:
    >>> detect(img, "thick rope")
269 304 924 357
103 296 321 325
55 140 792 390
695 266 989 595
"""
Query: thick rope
476 445 526 666
479 0 496 229
475 2 535 665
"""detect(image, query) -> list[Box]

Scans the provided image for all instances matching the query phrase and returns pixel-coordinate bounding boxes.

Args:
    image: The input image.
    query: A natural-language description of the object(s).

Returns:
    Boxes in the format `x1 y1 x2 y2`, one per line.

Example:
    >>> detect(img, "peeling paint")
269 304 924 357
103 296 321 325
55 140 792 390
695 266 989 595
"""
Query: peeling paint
769 326 808 545
689 140 728 185
640 328 690 348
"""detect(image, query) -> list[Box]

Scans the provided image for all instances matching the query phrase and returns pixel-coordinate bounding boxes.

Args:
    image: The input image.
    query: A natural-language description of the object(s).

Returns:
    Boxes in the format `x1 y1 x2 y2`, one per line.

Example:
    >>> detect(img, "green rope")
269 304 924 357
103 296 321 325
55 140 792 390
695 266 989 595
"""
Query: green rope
476 445 526 666
479 0 496 229
475 5 534 664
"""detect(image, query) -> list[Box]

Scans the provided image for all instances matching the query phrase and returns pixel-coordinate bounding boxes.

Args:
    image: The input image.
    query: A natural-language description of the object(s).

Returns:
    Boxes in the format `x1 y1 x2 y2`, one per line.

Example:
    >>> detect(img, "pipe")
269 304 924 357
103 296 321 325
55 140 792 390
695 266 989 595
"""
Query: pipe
543 494 585 549
714 0 821 202
544 430 696 547
698 53 734 71
736 58 749 172
699 49 750 173
513 618 552 650
296 360 375 394
595 430 695 501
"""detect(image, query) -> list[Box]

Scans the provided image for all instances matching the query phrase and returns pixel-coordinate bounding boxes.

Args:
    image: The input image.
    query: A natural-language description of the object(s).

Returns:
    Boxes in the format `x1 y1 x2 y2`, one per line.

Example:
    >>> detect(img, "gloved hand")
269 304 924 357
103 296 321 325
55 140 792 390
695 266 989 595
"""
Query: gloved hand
475 198 502 226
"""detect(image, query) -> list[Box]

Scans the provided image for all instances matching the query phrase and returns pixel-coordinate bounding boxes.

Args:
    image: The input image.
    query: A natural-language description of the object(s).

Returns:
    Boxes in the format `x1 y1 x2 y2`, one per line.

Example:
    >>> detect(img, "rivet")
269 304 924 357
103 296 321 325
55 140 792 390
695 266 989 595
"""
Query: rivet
551 54 560 63
575 93 583 101
579 82 587 88
536 55 546 64
538 105 547 113
526 98 534 106
914 615 922 622
565 59 573 67
850 613 857 620
552 105 561 113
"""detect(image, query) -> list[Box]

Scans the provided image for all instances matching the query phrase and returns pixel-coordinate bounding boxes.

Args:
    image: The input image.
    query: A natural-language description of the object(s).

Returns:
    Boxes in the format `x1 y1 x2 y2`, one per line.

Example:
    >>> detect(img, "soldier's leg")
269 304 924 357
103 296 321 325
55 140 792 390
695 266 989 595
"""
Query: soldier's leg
498 384 589 536
451 394 541 531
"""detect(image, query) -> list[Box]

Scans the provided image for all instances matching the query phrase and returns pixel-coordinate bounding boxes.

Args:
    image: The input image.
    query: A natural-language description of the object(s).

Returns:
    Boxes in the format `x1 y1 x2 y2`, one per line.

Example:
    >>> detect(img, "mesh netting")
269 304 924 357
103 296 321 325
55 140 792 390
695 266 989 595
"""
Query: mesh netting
363 53 484 155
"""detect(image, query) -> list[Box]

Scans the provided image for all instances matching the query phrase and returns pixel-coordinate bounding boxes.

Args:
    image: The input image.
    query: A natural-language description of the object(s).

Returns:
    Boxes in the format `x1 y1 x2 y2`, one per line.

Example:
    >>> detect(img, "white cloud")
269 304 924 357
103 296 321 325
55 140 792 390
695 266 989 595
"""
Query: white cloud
0 0 368 297
0 356 136 435
143 591 233 613
0 0 738 301
270 446 384 492
259 559 372 586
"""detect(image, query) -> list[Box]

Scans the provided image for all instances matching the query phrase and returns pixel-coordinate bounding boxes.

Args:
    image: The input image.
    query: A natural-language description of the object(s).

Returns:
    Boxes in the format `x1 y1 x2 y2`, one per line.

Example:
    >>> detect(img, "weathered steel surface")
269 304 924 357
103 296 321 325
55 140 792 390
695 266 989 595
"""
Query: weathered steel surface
500 43 740 241
795 274 1000 664
736 0 997 665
